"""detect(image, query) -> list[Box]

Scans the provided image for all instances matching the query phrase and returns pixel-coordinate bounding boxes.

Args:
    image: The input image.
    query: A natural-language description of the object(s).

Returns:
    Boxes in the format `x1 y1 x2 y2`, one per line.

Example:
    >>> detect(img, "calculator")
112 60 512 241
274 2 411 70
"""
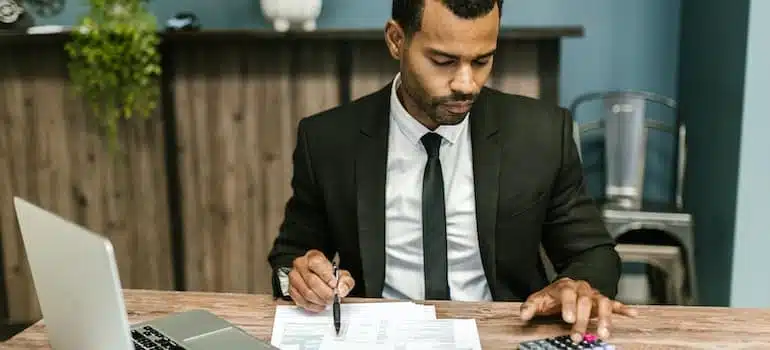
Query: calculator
518 333 616 349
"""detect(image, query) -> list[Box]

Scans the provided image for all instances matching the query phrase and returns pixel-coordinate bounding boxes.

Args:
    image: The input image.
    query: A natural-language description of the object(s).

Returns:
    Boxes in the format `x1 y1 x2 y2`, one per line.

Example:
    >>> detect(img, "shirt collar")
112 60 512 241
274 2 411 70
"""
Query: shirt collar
389 73 469 146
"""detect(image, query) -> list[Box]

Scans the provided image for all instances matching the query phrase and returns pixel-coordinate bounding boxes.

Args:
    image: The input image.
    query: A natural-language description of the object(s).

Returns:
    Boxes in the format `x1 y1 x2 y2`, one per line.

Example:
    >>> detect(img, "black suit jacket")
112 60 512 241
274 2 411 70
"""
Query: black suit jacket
267 84 621 301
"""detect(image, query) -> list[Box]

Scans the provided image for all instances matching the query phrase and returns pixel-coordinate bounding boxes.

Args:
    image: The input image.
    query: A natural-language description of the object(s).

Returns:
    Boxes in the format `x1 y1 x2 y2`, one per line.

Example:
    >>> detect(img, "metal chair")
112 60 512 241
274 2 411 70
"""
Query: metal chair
569 90 697 305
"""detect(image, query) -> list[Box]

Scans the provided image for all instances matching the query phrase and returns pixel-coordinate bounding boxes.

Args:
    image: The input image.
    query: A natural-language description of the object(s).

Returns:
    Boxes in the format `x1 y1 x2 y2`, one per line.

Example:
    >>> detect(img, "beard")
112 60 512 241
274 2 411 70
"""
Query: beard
430 94 477 125
400 71 477 127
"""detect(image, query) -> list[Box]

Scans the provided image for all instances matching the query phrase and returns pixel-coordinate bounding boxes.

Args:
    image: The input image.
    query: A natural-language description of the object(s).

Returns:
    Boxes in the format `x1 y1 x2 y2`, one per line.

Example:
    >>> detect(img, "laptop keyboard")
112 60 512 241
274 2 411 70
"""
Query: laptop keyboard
131 325 186 350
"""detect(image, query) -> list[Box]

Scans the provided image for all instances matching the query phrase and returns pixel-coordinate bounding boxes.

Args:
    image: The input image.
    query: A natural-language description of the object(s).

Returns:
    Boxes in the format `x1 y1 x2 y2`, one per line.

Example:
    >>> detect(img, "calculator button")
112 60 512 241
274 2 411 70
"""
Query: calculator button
519 341 559 350
519 335 615 350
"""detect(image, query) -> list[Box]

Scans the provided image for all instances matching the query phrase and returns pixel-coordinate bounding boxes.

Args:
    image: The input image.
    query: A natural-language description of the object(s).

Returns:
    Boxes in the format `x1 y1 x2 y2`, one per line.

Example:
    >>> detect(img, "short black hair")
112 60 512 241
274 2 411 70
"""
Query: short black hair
392 0 504 37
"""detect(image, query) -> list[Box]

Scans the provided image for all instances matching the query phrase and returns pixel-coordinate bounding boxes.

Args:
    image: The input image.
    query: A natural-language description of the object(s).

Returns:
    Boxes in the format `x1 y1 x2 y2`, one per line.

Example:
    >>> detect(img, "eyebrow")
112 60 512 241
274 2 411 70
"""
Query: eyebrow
426 48 497 60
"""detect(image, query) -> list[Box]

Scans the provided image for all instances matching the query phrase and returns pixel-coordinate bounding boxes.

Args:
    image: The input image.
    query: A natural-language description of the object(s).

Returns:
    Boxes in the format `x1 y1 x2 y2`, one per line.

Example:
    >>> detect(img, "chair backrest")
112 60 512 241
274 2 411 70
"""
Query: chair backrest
573 120 583 163
569 90 685 210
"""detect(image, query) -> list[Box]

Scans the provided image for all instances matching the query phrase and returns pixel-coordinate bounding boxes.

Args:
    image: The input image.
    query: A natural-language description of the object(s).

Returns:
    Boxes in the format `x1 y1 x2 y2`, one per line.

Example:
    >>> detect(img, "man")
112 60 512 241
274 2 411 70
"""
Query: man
268 0 637 342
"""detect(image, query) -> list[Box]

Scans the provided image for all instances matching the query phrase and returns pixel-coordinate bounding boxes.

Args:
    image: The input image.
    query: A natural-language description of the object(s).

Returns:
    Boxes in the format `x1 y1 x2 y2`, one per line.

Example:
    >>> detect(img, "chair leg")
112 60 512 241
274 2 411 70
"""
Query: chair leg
675 232 699 305
672 259 687 305
645 265 668 304
685 247 698 305
644 257 686 305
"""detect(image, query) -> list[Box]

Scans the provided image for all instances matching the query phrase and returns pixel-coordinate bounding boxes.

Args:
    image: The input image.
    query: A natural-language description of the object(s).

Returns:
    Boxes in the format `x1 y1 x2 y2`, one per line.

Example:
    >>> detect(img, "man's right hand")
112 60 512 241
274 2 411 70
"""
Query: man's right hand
288 249 355 312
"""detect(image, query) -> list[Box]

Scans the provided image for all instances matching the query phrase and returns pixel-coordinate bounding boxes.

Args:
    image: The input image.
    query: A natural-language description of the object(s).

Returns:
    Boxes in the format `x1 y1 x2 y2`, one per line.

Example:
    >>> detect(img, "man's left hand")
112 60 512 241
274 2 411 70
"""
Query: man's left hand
519 277 637 343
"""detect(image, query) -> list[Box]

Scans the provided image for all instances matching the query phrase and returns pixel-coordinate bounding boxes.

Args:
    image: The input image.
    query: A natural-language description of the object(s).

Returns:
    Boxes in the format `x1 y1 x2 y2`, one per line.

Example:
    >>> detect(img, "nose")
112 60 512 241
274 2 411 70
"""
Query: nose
449 65 476 96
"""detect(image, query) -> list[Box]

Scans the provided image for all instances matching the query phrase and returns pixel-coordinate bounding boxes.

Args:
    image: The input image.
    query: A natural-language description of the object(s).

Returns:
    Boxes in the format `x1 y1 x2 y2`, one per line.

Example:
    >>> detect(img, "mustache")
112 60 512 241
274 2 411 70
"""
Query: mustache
433 93 478 105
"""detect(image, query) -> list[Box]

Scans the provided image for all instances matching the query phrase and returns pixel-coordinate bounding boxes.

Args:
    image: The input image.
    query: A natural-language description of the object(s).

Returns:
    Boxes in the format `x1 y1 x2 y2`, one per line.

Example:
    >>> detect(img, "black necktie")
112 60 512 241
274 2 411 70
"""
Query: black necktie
420 132 450 300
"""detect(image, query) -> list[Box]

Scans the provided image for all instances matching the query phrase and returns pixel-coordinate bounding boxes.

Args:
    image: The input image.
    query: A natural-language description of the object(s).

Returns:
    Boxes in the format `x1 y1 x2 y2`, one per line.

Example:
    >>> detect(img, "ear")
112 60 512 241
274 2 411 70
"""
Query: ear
384 20 406 60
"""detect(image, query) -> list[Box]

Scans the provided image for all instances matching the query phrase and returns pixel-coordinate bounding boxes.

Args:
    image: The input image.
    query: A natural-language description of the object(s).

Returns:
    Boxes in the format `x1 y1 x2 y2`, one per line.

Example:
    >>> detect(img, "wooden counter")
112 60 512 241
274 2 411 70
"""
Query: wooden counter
4 289 770 349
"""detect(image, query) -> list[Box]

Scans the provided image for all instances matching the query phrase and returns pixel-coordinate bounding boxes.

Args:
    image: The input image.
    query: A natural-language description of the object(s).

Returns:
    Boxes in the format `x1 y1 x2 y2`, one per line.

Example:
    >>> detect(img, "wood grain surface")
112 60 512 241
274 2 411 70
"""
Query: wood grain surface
3 289 770 349
170 39 340 295
0 43 174 324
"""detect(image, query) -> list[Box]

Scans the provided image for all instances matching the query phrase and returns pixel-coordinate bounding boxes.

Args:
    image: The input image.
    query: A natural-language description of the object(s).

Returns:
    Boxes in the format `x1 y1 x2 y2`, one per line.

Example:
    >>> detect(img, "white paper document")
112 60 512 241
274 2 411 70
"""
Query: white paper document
270 301 481 350
317 318 482 350
270 301 438 350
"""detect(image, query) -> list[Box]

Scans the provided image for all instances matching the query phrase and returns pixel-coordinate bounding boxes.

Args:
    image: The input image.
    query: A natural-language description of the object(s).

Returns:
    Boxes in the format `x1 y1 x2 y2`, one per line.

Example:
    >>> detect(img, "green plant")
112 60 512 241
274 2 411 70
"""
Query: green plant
65 0 162 153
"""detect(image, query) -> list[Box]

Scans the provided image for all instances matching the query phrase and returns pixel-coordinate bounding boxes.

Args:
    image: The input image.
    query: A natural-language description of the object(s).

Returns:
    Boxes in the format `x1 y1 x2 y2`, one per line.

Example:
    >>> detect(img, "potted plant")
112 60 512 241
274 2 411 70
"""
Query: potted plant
65 0 161 153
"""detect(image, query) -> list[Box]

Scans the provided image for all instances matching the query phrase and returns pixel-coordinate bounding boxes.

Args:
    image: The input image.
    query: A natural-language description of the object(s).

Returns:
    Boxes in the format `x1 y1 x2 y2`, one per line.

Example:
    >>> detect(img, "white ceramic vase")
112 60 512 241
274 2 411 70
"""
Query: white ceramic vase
260 0 323 32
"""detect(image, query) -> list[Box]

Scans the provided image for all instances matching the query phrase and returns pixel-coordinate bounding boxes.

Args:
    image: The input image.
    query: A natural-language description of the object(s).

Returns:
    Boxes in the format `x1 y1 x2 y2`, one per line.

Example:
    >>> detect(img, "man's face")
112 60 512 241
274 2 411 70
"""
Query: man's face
387 0 500 129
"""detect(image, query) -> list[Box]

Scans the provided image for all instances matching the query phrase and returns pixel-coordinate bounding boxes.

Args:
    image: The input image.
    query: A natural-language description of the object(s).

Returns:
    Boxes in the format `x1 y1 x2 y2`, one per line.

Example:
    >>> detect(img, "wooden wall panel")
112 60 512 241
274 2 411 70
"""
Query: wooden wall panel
350 40 549 101
486 41 541 98
173 39 340 294
0 45 174 323
350 41 400 100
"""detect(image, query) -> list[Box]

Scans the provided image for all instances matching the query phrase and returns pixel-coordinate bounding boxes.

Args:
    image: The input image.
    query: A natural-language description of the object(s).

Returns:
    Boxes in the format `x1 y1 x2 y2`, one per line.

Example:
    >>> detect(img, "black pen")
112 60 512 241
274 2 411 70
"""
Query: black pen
332 262 341 335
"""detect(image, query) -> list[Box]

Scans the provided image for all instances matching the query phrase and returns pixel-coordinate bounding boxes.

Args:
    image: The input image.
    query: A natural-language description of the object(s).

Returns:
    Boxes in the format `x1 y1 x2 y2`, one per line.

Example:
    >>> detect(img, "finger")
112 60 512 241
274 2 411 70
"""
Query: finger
289 268 327 307
306 251 336 287
289 285 308 308
299 268 335 305
290 286 323 313
338 270 355 297
301 252 336 303
613 300 638 317
596 297 613 339
519 295 540 321
570 289 594 343
560 286 578 324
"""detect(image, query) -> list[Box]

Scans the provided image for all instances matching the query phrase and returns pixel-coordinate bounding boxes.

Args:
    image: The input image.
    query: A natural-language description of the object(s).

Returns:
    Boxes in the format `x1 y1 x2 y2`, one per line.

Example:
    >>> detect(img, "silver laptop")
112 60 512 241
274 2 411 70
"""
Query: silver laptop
13 197 278 350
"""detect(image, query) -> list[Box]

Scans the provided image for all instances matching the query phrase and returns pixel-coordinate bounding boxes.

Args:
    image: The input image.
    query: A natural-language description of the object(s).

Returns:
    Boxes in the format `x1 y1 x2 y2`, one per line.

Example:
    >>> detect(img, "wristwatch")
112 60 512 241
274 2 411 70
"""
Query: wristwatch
273 266 292 300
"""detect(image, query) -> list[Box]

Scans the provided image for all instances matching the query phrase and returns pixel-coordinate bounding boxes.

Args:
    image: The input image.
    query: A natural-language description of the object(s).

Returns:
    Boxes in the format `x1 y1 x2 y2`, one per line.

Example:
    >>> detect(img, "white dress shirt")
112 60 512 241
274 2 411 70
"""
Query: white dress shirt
382 74 492 301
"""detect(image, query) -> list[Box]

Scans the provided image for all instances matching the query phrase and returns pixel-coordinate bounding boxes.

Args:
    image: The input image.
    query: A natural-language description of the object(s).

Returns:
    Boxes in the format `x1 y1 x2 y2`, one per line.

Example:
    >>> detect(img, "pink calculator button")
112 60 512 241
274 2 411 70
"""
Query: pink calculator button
583 333 597 342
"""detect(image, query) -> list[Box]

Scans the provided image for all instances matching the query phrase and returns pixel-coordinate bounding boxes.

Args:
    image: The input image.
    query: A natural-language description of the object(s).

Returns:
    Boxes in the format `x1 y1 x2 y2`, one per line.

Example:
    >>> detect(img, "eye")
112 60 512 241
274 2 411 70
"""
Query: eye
473 58 491 66
431 58 454 66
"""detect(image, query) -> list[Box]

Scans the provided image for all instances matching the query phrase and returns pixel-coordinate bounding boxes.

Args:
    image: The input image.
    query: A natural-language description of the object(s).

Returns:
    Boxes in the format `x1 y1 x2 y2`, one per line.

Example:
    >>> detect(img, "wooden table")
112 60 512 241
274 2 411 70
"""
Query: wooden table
3 289 770 349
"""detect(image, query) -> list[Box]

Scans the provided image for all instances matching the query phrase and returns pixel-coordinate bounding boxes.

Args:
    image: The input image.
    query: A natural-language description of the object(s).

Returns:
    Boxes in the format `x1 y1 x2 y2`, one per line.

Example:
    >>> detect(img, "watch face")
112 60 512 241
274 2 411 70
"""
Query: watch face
278 267 292 296
0 0 22 24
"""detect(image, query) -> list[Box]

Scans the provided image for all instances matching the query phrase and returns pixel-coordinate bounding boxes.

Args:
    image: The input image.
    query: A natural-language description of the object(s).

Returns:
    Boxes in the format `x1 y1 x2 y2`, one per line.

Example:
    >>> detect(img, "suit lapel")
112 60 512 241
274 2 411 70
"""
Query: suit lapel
469 88 501 300
355 84 392 297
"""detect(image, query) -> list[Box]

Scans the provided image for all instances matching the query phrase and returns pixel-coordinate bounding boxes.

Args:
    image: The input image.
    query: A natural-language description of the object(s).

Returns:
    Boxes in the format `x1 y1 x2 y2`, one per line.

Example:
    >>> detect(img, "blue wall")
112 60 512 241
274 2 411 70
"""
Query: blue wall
28 0 272 29
729 0 770 308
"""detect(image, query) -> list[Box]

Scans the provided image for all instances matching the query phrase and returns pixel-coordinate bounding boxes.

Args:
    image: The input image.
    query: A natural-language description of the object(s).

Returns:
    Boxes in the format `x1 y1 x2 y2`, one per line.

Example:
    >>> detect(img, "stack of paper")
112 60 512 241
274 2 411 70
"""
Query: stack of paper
270 301 482 350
